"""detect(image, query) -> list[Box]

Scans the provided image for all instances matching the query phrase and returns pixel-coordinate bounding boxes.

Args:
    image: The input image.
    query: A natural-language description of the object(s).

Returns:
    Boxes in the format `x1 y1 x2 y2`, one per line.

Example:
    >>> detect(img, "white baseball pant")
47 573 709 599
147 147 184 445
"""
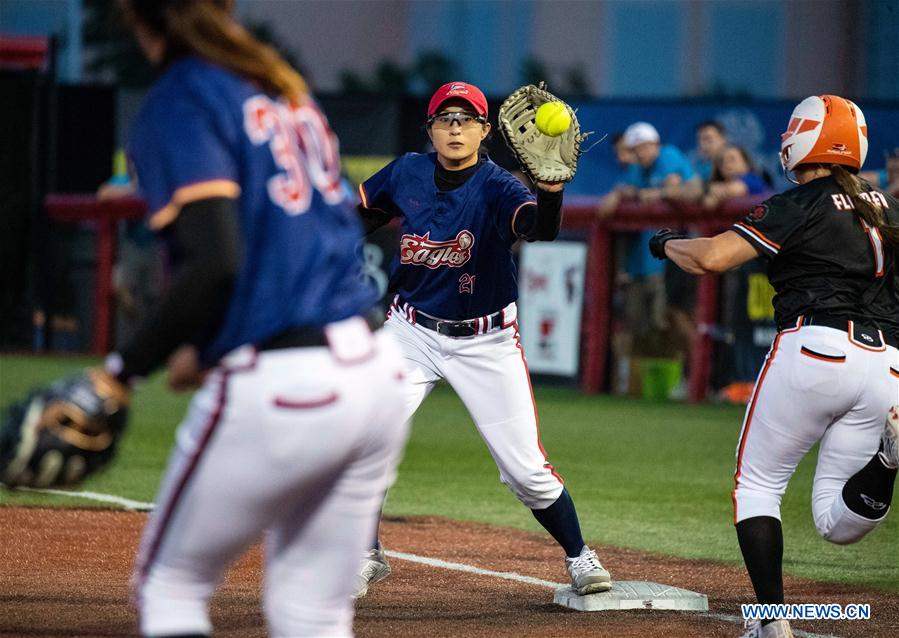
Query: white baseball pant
383 302 564 510
135 318 409 637
733 322 899 544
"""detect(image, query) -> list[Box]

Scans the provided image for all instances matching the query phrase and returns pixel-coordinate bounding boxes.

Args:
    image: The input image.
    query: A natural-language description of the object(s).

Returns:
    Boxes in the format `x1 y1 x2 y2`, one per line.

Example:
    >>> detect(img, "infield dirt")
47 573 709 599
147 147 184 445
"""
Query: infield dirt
1 508 896 637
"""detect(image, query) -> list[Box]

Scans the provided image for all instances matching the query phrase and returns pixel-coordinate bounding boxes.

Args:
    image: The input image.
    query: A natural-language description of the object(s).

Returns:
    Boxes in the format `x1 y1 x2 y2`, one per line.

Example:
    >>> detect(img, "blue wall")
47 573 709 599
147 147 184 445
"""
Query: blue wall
606 1 685 97
565 99 899 196
707 1 783 97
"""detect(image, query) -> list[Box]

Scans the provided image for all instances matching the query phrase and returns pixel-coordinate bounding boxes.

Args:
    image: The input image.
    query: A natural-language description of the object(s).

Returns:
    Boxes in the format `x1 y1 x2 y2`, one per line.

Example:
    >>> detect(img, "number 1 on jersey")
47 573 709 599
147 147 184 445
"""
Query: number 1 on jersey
859 218 885 278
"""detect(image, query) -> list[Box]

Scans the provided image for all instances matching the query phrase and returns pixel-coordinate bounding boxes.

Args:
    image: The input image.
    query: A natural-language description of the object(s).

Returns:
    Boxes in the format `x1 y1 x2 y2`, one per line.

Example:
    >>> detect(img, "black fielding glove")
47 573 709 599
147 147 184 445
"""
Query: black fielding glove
0 369 130 488
649 228 686 260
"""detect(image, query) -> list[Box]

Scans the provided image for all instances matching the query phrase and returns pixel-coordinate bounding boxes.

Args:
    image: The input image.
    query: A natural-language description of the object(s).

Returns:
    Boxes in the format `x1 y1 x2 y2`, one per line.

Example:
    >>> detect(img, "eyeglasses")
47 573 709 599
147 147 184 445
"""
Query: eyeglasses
428 112 486 130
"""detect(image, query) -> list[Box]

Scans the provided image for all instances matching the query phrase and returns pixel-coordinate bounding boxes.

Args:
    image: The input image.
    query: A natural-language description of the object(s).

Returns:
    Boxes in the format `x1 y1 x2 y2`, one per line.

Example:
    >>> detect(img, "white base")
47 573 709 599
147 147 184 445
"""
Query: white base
554 581 709 612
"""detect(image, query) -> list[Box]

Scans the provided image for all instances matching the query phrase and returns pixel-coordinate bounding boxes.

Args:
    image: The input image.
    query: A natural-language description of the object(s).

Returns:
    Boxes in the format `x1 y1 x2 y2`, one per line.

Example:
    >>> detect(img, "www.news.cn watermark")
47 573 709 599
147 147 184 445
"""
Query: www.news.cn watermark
742 603 871 621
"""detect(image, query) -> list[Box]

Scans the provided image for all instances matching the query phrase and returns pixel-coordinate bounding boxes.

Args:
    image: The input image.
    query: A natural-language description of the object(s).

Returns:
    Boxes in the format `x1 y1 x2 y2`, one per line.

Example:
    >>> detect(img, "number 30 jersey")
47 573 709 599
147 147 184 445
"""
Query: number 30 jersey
128 57 375 362
731 174 899 339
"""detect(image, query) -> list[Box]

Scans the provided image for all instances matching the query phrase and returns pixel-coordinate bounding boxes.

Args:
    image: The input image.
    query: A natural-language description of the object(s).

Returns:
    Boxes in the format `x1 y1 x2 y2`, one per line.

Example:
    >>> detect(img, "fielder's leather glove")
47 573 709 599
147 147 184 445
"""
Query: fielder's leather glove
0 368 130 488
498 83 587 183
649 228 686 260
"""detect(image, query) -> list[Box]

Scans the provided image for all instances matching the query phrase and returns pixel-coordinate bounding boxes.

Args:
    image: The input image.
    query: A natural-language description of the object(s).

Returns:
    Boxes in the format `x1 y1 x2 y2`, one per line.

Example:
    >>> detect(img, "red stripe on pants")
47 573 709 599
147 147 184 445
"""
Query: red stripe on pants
136 371 230 591
512 321 564 485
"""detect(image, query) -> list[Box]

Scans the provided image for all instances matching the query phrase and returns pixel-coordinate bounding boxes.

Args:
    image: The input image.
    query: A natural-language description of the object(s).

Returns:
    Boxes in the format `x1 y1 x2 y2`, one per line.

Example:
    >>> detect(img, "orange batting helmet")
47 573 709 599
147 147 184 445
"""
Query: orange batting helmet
780 95 868 173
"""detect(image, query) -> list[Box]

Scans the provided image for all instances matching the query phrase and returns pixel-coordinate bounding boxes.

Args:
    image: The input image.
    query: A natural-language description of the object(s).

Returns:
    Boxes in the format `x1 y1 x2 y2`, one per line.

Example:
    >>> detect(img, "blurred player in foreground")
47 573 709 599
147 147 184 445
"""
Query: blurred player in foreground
651 95 899 638
354 81 611 598
25 1 408 635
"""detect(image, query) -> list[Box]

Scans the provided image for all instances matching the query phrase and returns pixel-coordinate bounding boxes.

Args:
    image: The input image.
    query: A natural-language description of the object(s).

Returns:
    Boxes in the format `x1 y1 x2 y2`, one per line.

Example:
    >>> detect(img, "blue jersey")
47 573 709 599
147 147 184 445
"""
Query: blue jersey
129 57 375 362
623 144 696 189
360 153 534 320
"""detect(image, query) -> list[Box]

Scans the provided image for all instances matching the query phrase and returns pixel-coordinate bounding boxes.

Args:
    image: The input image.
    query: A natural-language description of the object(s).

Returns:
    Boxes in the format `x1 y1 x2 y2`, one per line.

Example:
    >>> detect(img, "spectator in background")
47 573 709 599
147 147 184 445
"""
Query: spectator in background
860 148 899 196
596 132 638 215
597 122 700 395
694 120 728 184
611 130 638 177
702 144 768 209
624 122 702 396
626 122 703 202
698 143 771 404
599 121 702 333
598 122 702 213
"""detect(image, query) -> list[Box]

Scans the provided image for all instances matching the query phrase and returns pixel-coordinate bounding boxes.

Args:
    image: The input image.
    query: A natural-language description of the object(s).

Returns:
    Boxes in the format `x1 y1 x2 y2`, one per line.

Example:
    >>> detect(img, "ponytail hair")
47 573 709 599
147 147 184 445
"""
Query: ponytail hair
831 164 899 251
122 0 306 103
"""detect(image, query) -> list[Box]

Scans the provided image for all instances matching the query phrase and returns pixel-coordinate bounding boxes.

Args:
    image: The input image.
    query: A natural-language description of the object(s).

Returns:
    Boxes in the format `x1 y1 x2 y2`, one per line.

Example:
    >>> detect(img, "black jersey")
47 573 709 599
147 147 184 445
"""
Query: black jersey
731 175 899 340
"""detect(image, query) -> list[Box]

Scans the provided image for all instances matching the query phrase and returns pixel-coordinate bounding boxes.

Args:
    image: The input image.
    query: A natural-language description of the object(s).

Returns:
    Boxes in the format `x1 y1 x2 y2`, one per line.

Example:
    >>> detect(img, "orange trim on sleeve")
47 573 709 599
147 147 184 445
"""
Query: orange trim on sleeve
889 367 899 379
733 223 782 252
148 179 241 230
358 183 370 208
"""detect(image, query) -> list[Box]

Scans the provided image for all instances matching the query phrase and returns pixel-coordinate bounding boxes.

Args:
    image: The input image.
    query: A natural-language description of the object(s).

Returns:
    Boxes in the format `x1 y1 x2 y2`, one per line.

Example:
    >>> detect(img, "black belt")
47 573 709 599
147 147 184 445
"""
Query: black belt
415 310 504 337
258 326 328 351
786 313 899 349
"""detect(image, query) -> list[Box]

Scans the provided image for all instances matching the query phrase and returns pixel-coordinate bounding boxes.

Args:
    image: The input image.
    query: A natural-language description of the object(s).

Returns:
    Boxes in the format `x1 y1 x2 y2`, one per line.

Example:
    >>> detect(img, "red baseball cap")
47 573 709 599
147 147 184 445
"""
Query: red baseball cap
427 81 488 118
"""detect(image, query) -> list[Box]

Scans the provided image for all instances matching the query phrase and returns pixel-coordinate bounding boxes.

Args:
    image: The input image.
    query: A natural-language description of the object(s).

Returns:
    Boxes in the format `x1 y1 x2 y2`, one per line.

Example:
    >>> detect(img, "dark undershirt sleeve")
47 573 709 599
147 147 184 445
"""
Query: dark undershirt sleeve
513 188 564 241
357 205 395 235
116 197 240 382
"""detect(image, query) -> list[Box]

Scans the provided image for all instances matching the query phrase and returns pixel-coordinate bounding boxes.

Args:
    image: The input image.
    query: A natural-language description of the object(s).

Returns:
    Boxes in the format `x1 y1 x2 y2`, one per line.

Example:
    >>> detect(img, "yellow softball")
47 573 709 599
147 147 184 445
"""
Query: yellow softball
535 102 571 137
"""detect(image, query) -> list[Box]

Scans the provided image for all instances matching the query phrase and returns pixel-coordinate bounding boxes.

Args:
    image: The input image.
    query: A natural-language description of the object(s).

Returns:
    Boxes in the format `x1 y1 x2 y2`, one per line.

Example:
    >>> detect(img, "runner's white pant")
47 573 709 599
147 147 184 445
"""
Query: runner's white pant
383 306 564 510
136 320 409 637
733 324 899 544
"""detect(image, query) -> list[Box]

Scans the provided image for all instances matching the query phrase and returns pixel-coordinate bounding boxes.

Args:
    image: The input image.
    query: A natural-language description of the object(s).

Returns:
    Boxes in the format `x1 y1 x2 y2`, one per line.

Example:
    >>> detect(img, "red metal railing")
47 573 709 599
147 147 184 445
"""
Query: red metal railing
0 35 51 71
44 192 765 402
45 194 146 355
562 195 766 402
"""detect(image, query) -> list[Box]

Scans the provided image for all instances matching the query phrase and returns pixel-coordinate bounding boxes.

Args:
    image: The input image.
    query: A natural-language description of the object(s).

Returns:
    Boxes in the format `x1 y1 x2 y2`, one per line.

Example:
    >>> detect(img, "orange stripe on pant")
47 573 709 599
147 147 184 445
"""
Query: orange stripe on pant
731 320 802 523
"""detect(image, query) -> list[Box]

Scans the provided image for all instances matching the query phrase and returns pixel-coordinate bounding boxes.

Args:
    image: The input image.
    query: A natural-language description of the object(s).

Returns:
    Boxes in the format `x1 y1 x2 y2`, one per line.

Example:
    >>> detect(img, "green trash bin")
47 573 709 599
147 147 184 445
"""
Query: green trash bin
639 358 683 401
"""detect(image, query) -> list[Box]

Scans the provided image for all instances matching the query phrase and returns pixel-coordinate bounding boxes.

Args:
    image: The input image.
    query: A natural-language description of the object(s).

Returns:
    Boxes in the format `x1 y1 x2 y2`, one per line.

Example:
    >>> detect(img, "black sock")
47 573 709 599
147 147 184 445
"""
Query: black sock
531 488 586 558
841 452 898 519
736 515 784 624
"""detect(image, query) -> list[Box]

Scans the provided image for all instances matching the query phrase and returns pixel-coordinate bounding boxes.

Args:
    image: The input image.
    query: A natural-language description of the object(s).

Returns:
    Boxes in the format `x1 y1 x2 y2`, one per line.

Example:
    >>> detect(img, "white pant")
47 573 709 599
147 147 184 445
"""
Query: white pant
383 306 564 510
733 324 899 544
136 319 409 637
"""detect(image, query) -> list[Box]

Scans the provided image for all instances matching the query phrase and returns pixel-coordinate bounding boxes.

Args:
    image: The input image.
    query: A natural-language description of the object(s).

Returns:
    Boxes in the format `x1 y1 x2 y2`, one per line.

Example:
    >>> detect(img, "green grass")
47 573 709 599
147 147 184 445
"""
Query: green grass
1 355 896 591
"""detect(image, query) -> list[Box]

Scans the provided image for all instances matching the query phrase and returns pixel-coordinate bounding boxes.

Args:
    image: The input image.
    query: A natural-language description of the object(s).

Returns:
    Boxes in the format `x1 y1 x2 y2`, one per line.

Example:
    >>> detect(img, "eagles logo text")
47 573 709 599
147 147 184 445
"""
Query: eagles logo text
400 230 474 269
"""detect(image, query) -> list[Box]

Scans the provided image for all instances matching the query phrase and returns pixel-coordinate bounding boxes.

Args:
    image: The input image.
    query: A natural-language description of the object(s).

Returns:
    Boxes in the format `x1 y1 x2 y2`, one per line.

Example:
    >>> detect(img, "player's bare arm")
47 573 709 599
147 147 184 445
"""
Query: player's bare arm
660 230 758 274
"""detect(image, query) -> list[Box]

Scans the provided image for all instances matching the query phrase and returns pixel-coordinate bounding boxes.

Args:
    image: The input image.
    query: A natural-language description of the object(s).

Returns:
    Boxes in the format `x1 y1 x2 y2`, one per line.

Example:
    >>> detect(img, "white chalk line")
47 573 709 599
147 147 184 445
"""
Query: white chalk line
10 488 841 637
386 551 839 638
385 550 560 588
12 486 155 511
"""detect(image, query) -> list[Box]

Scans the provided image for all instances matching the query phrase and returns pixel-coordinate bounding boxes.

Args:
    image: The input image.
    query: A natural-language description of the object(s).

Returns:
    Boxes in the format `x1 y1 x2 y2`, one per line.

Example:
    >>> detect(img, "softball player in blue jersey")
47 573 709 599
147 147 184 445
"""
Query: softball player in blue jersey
354 81 611 597
116 2 408 636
